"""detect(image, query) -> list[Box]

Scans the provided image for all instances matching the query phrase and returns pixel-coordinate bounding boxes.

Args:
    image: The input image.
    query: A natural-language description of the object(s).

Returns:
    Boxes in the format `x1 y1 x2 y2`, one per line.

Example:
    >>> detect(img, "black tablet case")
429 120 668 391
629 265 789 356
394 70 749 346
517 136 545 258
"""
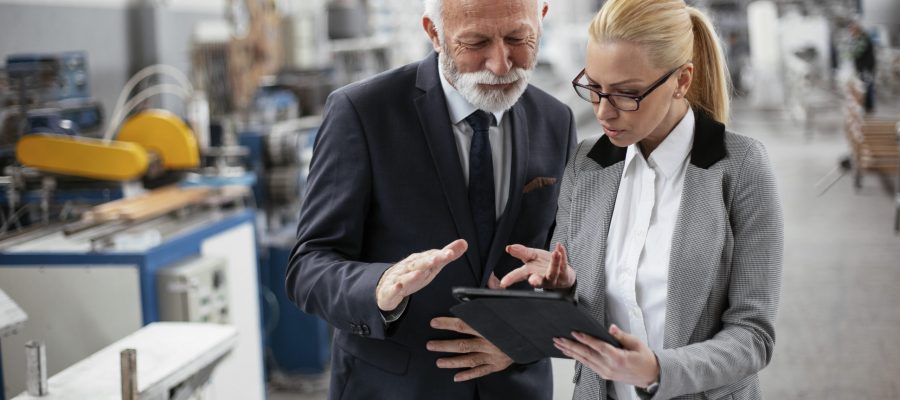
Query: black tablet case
449 289 621 364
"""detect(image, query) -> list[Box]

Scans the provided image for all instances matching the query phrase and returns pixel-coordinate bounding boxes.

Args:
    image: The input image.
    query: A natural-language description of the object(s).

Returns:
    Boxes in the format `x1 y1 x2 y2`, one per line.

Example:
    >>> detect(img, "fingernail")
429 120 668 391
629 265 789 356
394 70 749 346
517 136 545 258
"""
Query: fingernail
430 320 438 327
571 331 580 338
426 342 433 350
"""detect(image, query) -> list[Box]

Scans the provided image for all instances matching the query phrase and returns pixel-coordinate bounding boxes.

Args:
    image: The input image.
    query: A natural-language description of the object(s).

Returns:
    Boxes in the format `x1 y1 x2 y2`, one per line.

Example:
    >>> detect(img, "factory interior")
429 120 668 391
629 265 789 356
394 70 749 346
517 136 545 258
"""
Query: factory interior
0 0 899 399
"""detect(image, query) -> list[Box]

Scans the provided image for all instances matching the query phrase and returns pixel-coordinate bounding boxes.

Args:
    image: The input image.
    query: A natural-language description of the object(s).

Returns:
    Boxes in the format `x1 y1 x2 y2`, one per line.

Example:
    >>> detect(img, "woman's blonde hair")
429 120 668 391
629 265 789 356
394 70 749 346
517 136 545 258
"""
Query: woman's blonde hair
589 0 730 123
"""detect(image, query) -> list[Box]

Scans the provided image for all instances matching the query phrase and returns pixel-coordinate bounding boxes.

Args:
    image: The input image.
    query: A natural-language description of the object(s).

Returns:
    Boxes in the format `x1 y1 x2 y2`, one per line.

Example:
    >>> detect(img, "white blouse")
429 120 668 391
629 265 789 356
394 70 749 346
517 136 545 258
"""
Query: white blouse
604 108 695 400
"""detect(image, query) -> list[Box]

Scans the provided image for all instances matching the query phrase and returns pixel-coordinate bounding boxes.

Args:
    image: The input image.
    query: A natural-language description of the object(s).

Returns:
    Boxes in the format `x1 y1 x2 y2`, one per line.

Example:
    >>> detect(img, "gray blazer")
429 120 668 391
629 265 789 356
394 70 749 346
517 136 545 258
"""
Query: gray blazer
552 111 784 400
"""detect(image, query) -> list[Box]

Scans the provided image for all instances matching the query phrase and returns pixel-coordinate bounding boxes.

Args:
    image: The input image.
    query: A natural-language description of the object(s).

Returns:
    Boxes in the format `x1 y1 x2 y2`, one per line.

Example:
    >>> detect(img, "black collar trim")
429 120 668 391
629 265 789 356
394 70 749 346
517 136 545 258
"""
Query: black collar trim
586 110 727 169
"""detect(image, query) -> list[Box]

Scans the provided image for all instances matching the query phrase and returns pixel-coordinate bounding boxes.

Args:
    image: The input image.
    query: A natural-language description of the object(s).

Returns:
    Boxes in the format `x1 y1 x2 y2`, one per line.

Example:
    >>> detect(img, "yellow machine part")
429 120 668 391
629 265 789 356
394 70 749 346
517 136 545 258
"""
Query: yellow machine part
118 110 200 169
16 134 149 181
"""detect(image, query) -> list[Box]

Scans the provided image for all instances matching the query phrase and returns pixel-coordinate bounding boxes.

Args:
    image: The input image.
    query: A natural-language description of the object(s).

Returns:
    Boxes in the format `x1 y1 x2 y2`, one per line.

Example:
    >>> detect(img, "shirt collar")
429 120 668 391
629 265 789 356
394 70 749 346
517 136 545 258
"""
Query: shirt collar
438 63 505 126
623 107 695 179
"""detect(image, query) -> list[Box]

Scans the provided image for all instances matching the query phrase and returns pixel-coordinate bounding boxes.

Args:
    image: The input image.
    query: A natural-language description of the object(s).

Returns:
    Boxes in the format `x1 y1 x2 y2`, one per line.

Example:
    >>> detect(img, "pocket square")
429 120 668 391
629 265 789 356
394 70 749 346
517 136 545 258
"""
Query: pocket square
523 177 558 194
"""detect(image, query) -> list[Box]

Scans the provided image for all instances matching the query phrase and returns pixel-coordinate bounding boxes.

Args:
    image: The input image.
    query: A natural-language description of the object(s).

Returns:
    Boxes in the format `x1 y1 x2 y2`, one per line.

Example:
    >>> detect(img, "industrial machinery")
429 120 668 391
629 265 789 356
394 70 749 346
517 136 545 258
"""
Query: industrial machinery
157 256 230 324
0 56 212 237
0 207 265 400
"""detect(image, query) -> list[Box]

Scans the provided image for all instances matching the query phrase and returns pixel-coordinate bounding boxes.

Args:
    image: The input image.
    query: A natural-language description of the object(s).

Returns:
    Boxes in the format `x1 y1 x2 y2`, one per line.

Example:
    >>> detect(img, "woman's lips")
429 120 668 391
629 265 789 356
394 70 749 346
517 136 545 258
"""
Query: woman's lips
603 126 624 137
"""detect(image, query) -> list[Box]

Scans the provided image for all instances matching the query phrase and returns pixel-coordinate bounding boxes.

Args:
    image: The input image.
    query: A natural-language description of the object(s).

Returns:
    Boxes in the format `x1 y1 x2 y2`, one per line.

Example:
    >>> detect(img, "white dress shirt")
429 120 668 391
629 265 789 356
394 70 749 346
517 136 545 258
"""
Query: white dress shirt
604 108 695 400
438 66 512 217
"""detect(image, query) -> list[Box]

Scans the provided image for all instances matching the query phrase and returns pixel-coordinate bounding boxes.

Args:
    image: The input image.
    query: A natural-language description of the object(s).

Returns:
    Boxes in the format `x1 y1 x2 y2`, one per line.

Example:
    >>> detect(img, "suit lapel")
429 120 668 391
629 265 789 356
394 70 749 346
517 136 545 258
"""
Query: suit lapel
577 136 627 325
481 103 529 284
663 165 726 348
414 54 480 279
664 110 729 348
576 165 624 326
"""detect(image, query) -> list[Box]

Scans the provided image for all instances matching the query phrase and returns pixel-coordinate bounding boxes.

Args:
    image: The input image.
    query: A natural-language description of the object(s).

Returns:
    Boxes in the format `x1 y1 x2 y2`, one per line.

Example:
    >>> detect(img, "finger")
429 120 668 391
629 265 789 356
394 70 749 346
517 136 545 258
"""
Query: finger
487 273 502 289
528 273 545 288
558 244 573 285
454 364 500 382
608 324 643 351
572 332 623 365
442 239 468 262
430 317 480 336
418 239 468 272
499 265 533 288
556 338 609 376
547 245 561 283
427 338 488 354
434 353 487 369
556 343 611 380
505 244 539 262
555 338 597 363
571 331 613 353
558 243 570 269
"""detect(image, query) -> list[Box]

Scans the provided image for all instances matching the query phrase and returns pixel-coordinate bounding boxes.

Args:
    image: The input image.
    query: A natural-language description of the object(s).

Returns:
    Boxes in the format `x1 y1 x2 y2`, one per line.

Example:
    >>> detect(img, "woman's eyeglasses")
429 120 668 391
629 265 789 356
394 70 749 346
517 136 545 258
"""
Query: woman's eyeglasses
572 67 680 112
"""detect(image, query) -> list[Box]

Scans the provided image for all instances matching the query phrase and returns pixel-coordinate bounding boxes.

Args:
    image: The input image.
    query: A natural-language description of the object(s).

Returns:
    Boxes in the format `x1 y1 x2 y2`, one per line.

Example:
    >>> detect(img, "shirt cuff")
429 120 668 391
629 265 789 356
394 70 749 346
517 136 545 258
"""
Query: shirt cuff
380 296 409 325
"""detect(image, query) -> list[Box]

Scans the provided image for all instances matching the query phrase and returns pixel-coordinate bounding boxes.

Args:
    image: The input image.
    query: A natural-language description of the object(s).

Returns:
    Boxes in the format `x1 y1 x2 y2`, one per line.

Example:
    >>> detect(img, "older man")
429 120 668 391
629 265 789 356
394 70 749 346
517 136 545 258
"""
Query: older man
286 0 575 398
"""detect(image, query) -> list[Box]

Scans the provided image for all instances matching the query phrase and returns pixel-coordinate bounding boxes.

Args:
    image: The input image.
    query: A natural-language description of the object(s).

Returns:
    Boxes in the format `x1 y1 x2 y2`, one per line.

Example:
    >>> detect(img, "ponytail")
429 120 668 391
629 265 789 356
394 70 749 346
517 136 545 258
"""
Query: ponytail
686 6 731 123
589 0 731 123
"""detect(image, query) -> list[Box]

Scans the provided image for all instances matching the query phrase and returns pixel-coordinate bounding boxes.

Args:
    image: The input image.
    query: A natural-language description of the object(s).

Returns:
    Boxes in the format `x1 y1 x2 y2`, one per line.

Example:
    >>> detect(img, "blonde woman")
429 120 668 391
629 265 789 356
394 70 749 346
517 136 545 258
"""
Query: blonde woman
500 0 783 399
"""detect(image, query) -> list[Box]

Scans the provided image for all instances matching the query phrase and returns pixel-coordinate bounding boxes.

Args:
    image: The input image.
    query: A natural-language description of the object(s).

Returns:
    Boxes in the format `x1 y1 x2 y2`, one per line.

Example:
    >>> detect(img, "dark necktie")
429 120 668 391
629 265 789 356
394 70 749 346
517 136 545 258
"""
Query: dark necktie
464 110 496 262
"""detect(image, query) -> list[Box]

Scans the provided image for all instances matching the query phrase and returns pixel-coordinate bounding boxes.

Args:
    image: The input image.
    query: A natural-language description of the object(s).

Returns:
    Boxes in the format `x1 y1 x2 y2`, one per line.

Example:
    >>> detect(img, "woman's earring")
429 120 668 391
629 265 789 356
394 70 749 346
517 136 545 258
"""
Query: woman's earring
674 93 682 98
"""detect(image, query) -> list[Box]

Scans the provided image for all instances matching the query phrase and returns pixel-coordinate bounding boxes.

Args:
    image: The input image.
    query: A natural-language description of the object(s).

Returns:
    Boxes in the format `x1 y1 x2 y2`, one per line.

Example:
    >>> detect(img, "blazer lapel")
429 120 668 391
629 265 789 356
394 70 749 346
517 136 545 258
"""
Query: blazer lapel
414 54 480 279
480 103 529 284
664 165 726 348
575 136 627 325
664 110 729 348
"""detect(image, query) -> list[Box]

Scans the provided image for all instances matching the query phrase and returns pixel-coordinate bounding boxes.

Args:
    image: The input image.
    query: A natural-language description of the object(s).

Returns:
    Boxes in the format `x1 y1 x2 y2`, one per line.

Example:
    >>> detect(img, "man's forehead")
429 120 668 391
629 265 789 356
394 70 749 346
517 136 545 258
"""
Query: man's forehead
444 0 537 20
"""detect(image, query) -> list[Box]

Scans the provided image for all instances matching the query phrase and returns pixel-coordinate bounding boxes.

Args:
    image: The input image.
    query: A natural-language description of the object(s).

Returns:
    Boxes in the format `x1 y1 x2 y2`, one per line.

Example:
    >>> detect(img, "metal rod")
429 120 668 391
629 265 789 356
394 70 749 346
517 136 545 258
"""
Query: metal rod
120 348 137 400
25 341 48 396
1 341 7 400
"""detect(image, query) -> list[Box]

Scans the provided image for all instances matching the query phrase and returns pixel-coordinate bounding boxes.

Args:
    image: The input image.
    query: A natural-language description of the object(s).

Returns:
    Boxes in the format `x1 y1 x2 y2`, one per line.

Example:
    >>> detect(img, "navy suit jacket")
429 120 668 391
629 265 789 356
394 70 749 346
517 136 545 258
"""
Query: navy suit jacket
286 53 577 399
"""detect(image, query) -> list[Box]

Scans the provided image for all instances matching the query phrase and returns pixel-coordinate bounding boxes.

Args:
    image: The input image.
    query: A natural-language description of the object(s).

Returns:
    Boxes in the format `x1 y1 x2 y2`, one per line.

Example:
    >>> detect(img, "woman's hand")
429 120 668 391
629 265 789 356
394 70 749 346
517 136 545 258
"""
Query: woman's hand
500 243 576 289
554 325 660 389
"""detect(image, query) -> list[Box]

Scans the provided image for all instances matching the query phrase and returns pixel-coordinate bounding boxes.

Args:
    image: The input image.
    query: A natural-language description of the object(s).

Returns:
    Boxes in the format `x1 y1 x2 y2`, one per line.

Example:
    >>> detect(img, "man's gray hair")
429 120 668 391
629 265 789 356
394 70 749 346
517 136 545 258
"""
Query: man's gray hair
424 0 546 42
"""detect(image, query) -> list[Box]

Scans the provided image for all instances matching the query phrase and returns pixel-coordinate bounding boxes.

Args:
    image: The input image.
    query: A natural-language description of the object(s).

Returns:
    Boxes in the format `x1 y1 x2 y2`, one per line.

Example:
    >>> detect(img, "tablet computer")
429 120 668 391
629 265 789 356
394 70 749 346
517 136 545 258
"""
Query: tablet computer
449 287 621 364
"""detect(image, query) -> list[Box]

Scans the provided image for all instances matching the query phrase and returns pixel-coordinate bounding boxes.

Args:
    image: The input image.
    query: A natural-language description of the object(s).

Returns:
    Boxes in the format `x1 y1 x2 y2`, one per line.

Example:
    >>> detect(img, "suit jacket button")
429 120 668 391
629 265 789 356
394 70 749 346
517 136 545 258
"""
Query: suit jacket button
360 324 370 336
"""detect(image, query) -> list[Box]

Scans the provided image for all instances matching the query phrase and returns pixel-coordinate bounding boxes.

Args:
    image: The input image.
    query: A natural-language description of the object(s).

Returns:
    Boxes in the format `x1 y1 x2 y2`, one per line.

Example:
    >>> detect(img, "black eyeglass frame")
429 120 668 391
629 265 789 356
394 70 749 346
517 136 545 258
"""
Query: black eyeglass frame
571 66 681 111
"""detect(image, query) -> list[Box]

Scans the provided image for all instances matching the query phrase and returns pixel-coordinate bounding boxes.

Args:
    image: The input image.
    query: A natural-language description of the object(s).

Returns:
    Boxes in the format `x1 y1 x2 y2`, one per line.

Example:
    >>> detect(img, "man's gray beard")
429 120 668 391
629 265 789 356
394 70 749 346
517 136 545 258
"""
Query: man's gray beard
439 43 534 114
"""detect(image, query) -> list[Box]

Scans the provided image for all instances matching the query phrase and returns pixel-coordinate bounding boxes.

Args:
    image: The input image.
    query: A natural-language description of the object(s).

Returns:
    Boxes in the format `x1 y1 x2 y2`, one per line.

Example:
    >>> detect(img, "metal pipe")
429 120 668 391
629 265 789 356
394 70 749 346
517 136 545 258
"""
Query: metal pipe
120 348 137 400
1 341 7 400
25 341 48 396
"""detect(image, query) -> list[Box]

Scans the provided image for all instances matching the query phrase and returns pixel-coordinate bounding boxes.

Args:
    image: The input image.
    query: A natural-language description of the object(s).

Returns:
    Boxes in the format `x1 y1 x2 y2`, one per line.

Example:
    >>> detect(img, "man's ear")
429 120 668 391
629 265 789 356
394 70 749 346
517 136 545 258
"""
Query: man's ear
423 16 442 53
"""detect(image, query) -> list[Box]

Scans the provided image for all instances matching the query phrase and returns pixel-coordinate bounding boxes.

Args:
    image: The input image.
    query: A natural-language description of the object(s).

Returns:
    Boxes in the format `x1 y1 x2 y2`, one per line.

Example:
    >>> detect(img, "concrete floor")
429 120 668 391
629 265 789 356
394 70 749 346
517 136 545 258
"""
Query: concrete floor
270 97 900 400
